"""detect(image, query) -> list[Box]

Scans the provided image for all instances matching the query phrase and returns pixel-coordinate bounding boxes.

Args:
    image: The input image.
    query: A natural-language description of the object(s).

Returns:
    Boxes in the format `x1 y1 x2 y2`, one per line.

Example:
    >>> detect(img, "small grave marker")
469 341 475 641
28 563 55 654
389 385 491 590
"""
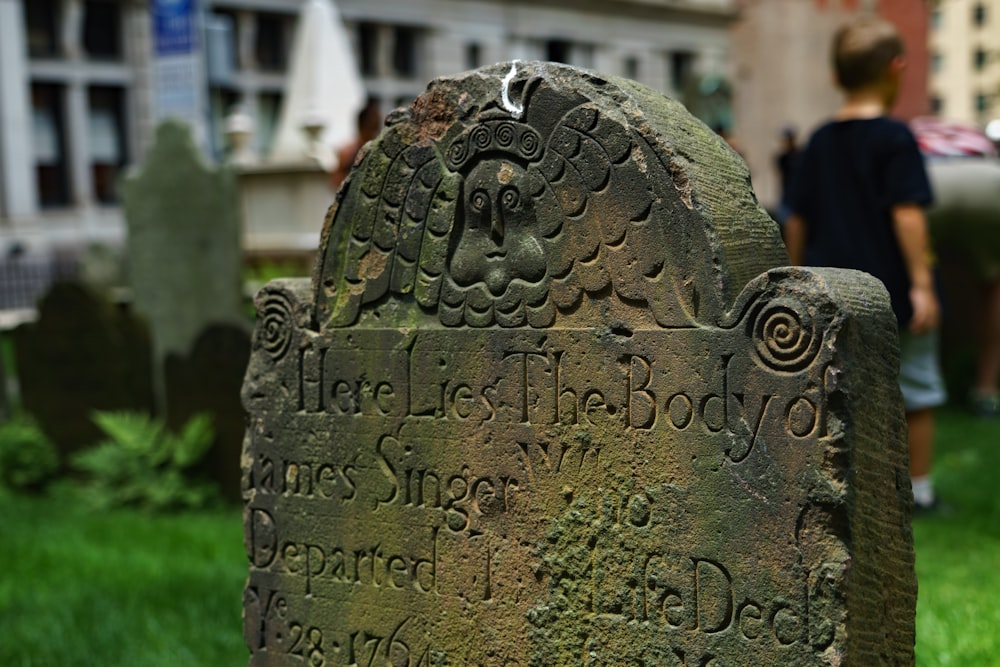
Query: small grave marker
165 324 251 501
14 282 153 454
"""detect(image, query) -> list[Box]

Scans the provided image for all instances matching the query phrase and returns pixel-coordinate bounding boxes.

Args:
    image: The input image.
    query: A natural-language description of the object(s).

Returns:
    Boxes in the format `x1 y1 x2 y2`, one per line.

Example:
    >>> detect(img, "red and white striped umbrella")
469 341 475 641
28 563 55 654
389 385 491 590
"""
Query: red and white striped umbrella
911 116 997 157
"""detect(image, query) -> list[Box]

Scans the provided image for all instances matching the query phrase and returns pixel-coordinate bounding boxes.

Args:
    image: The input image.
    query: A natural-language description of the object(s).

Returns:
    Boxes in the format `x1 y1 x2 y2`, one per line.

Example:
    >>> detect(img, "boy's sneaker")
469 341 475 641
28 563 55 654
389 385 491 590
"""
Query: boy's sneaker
969 391 1000 418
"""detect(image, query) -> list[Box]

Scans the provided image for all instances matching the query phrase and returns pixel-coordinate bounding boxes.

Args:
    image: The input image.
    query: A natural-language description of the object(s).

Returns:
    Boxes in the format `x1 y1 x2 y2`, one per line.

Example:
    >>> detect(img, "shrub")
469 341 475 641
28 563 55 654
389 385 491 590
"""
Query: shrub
0 415 60 492
71 411 219 511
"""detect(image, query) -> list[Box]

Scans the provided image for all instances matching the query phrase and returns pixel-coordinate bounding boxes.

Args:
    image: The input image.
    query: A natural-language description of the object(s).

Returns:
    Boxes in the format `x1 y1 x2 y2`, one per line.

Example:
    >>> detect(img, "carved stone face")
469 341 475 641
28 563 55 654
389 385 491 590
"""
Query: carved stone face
449 160 546 296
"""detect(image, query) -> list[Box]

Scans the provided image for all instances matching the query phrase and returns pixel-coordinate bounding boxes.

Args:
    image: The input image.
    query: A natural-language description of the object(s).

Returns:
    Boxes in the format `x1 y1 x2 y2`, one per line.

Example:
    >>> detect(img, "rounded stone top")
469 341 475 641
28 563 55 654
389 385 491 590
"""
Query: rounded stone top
313 61 786 330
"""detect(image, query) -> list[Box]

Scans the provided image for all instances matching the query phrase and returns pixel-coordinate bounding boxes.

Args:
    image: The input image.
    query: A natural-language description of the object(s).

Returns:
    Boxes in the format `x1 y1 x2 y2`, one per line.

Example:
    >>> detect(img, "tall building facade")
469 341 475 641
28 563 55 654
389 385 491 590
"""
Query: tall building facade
929 0 1000 125
0 0 738 256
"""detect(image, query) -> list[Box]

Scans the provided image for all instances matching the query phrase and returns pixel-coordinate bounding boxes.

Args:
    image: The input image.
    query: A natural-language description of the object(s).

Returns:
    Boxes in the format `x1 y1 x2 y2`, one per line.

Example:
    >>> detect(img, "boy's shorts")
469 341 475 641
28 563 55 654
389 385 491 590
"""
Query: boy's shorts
898 329 947 411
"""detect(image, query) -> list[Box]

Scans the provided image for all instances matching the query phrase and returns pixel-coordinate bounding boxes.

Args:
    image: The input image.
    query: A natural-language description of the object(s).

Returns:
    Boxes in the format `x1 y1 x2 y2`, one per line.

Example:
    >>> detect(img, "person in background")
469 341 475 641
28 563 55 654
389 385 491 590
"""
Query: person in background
774 126 799 227
785 16 947 514
331 98 382 190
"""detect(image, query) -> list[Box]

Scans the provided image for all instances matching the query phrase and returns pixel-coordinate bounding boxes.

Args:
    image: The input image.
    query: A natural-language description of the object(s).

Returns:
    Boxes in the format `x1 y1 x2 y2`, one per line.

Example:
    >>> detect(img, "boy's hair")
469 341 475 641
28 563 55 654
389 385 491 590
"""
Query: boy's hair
832 16 904 91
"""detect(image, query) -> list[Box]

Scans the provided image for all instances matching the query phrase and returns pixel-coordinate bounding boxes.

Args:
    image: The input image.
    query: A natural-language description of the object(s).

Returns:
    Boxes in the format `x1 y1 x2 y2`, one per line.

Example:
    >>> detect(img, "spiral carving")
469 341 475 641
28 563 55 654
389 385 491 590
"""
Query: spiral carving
471 125 492 149
447 138 469 169
519 128 541 159
447 123 544 173
495 122 515 147
259 293 296 360
753 301 821 372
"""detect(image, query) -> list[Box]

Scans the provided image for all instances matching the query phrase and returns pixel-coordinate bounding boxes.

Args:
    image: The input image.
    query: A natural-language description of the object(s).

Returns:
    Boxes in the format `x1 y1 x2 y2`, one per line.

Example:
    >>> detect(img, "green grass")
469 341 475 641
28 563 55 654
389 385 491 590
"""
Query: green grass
914 408 1000 667
0 495 247 667
0 408 995 666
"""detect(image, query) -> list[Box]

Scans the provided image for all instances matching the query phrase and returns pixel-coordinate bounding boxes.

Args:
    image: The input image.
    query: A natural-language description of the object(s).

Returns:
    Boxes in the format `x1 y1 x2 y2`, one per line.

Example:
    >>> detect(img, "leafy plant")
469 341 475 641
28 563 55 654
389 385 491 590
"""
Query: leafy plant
0 415 59 493
71 411 219 511
243 259 309 288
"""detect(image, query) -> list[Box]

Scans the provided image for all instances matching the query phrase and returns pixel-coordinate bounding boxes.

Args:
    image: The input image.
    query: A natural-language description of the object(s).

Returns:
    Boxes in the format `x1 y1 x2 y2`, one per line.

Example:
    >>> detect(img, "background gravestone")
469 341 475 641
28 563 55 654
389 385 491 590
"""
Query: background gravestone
121 120 246 407
13 282 153 455
243 62 915 666
165 324 251 501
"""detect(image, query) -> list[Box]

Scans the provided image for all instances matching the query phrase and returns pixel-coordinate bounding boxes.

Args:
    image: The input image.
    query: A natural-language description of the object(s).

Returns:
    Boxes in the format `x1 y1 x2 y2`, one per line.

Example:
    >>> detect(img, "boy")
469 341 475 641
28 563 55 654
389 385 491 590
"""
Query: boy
785 16 946 513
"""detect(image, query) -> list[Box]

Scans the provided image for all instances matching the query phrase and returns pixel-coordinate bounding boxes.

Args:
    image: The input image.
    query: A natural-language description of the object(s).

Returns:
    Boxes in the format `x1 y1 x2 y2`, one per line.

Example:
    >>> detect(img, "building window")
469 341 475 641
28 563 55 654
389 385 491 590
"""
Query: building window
25 0 60 58
974 3 987 26
546 39 571 64
975 47 988 70
670 50 696 94
83 0 122 60
576 44 594 69
358 23 378 77
206 10 238 81
255 12 291 72
930 95 943 115
392 26 419 78
625 56 640 80
931 50 942 74
31 83 70 208
209 87 241 158
976 92 990 113
88 86 127 204
257 92 283 154
466 43 482 70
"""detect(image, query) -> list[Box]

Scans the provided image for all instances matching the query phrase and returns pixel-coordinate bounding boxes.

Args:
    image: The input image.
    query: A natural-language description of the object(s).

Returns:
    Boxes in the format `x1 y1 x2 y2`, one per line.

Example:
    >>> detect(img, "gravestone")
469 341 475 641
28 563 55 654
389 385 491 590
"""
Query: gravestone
121 120 245 405
242 62 915 666
14 282 154 455
925 158 1000 394
165 323 252 501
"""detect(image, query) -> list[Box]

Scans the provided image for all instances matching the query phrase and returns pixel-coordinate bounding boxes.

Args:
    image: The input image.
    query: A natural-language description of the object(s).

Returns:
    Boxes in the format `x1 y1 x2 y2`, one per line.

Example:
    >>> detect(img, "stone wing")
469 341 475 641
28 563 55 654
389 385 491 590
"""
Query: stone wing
319 122 457 326
538 103 698 326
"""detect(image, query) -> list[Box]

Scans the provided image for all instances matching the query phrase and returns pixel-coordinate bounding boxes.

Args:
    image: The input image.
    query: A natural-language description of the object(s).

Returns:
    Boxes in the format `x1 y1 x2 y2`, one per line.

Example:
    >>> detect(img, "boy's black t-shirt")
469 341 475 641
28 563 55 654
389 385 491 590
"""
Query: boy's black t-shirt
789 117 934 326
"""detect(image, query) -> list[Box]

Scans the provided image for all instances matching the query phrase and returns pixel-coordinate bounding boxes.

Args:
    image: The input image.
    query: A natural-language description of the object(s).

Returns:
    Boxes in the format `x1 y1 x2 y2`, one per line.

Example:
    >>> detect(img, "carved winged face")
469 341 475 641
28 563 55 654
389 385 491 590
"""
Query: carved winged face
449 160 546 296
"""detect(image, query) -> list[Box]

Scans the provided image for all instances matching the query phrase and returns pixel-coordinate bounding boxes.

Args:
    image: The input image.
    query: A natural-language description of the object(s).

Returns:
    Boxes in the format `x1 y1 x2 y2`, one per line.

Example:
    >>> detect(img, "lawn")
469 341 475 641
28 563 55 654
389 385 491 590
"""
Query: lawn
0 494 247 667
0 408 996 666
914 408 1000 667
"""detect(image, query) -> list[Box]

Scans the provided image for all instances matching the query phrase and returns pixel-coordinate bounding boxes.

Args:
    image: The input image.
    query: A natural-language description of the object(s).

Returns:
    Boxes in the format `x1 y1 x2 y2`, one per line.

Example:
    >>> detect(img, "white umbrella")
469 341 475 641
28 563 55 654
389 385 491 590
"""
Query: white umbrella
268 0 365 168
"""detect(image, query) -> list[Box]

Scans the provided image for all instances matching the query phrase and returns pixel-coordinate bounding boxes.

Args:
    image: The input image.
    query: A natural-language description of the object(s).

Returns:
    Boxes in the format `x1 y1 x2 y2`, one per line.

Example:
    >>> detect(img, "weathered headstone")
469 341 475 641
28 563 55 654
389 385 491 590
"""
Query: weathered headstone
925 158 1000 394
121 120 245 405
242 62 915 666
165 323 251 501
14 282 154 455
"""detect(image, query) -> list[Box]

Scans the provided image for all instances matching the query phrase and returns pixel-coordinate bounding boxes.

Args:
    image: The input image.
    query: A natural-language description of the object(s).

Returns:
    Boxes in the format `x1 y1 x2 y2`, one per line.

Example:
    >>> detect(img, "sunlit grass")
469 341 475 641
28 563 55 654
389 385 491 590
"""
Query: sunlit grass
914 408 1000 667
0 495 246 667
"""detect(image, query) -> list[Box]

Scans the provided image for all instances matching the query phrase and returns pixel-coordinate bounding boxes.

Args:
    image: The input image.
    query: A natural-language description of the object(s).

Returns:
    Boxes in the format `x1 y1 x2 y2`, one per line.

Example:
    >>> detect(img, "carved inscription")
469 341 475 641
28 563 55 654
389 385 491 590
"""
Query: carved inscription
245 323 836 665
293 339 826 444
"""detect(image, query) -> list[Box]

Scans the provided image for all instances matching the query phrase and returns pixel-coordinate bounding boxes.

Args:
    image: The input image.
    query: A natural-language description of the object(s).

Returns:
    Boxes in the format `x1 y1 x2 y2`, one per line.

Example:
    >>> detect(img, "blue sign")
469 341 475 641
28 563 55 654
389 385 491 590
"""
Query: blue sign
153 0 198 57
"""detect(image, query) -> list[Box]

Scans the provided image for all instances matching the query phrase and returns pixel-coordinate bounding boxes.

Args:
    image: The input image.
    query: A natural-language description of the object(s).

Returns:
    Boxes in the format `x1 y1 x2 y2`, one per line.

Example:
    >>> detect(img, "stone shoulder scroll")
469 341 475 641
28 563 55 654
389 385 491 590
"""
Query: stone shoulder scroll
243 62 916 667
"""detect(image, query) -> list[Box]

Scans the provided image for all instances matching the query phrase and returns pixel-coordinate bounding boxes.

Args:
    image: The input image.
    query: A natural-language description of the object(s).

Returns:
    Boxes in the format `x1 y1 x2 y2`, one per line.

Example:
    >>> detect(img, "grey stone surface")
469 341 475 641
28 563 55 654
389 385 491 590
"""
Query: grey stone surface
242 62 915 666
121 120 245 404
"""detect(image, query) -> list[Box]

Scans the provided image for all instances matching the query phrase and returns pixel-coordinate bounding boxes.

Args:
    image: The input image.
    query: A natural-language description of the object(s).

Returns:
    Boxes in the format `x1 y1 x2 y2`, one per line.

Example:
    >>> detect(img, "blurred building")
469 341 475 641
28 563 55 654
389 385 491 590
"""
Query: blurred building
929 0 1000 125
0 0 738 262
732 0 930 209
880 0 932 121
